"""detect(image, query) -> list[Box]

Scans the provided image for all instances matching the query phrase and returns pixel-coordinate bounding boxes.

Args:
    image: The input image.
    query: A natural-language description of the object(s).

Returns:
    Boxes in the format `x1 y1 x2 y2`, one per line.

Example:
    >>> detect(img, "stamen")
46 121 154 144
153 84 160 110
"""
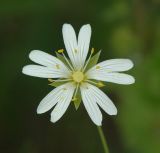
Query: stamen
97 82 105 87
72 83 79 101
96 65 100 69
72 97 77 101
48 78 54 82
91 48 95 54
48 79 72 83
74 49 78 53
56 49 74 71
56 64 60 69
61 52 74 71
82 48 95 72
57 49 64 53
86 80 97 85
86 80 105 88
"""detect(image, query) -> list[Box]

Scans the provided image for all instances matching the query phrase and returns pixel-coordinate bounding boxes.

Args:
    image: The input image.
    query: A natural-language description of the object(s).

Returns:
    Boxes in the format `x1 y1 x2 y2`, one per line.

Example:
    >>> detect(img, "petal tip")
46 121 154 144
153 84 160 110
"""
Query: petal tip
62 23 73 30
29 50 40 59
63 23 70 26
36 107 44 114
22 66 28 75
111 110 118 116
50 116 57 123
84 24 91 27
94 120 102 126
108 107 118 116
82 24 91 31
97 122 102 126
129 76 135 84
127 59 134 69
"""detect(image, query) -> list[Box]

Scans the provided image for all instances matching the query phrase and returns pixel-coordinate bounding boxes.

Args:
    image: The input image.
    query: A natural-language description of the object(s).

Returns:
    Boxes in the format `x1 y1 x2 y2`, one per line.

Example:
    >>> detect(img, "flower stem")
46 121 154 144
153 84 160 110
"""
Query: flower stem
97 126 110 153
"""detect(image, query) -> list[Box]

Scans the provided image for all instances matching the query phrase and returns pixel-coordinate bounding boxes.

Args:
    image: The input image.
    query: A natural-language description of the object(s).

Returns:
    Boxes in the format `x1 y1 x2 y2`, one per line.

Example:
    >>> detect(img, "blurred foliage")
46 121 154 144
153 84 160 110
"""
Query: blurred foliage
0 0 160 153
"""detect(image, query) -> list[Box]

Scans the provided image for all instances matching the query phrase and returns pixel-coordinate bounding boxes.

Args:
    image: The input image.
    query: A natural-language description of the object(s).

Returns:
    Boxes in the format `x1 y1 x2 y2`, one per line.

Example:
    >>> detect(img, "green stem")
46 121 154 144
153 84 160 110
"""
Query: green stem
97 126 110 153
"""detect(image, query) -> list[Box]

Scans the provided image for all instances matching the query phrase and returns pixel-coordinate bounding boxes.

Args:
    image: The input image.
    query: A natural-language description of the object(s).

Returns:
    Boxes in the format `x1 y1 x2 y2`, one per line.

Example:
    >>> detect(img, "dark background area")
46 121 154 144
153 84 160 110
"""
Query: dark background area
0 0 160 153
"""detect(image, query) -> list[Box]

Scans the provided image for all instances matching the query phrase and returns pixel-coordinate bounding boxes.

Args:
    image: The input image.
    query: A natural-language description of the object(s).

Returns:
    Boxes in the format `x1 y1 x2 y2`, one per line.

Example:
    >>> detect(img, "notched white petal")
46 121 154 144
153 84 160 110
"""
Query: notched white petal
37 83 71 114
87 72 135 85
80 83 102 126
62 24 78 67
87 59 134 73
86 83 117 115
78 24 91 67
86 58 135 85
50 83 75 123
22 65 70 78
29 50 69 69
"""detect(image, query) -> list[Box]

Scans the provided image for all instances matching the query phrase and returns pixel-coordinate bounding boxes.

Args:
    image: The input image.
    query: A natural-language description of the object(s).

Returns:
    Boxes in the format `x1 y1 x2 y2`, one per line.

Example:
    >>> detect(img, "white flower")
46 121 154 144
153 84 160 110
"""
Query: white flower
22 24 135 126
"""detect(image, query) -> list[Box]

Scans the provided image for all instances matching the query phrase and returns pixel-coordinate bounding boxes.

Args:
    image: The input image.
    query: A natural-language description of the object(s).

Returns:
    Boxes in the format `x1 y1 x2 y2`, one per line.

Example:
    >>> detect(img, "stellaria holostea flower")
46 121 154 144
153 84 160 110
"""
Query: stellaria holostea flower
22 24 135 126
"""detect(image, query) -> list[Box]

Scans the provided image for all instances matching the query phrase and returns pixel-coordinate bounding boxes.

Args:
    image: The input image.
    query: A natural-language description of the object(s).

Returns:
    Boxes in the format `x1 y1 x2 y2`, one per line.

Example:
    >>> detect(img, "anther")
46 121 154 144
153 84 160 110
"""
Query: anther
57 49 64 53
56 64 60 69
48 78 54 82
86 86 89 89
91 48 95 54
96 65 101 69
74 49 78 53
72 97 77 101
97 82 105 87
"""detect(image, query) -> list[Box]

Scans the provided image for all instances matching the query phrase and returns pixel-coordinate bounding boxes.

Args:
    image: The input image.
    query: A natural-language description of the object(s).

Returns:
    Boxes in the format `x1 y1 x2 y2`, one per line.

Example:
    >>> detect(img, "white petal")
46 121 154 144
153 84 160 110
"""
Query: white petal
85 83 117 115
88 59 133 72
29 50 69 70
62 24 78 68
22 65 70 78
86 58 135 85
87 71 135 84
50 83 75 123
78 24 91 68
80 83 102 126
37 83 72 114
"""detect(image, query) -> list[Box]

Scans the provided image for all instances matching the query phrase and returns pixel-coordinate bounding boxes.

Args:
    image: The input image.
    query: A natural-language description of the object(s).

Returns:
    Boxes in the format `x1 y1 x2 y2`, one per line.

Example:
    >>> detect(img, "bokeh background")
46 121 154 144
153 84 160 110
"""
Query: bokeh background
0 0 160 153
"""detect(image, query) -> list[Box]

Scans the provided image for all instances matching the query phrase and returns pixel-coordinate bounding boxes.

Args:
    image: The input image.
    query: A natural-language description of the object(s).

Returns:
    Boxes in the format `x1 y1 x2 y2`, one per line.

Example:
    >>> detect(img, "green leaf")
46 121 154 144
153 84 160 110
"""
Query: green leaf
56 52 71 68
73 90 82 110
85 50 101 71
49 81 65 87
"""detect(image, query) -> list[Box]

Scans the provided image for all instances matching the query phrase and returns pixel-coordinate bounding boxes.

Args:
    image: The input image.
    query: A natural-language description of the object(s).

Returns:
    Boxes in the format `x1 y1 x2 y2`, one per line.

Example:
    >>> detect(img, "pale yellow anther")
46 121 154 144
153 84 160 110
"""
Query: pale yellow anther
97 82 105 87
72 71 84 83
48 78 54 82
57 49 64 53
96 65 101 69
74 49 78 53
63 88 67 90
91 48 95 54
56 64 60 69
72 97 77 101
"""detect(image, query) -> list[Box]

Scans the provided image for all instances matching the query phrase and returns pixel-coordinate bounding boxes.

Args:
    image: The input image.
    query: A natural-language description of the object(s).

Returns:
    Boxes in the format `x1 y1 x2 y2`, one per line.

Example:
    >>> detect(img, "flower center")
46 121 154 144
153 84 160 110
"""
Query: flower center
72 71 84 83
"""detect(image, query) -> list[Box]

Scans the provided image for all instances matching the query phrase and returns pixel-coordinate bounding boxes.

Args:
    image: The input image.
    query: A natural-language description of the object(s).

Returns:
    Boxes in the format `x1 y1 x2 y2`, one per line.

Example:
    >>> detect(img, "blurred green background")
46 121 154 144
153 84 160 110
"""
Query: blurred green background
0 0 160 153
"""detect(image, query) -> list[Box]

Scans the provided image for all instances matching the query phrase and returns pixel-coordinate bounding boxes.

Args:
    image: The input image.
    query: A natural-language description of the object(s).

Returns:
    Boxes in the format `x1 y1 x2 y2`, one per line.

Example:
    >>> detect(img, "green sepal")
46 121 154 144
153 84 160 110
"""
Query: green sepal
56 52 71 68
49 81 65 87
73 90 82 110
85 50 101 71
